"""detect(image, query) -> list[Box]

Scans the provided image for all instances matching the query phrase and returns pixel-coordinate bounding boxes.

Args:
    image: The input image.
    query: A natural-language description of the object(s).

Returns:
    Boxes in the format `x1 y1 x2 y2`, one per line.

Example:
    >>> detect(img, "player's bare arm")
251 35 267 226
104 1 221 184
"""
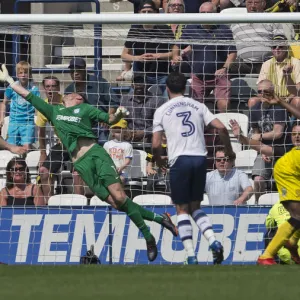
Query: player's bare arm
209 118 235 159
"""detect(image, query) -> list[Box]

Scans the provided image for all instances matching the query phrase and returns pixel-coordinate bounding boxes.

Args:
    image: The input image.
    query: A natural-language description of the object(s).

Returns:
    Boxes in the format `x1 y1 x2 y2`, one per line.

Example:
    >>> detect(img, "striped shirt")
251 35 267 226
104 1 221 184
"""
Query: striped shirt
231 23 294 63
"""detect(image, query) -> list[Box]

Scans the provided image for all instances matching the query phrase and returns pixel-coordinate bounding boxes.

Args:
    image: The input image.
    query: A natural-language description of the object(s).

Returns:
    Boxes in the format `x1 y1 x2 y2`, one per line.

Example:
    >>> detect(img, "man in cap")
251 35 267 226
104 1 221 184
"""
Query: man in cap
65 57 120 145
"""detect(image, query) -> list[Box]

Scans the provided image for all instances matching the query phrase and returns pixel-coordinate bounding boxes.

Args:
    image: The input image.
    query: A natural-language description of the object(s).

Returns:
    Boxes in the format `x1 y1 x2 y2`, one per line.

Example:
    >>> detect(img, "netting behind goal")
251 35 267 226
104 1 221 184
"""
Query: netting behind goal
0 16 297 265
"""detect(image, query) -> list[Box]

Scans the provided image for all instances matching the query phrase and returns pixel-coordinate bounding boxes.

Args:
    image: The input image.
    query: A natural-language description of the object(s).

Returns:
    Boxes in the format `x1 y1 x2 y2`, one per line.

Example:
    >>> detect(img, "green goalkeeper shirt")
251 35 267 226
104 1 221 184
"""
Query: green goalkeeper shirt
26 92 109 155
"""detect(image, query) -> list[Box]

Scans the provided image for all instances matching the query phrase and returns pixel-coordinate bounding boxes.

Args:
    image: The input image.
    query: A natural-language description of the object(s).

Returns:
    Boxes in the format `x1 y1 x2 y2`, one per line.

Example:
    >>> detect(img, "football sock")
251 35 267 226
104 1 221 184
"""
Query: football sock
137 204 163 223
288 229 300 247
192 209 216 245
119 198 153 241
261 220 296 259
126 198 163 223
177 214 195 257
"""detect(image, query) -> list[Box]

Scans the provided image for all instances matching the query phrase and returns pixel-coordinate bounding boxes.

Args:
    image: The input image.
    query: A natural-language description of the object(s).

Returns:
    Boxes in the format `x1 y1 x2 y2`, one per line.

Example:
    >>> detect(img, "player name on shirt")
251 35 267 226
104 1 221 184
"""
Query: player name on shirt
56 115 82 123
165 101 199 116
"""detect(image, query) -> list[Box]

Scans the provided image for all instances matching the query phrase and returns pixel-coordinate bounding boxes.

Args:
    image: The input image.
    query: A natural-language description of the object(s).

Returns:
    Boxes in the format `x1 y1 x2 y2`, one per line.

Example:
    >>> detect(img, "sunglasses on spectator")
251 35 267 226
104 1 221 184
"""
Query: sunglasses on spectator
257 89 273 95
10 167 26 172
292 132 300 136
215 157 229 162
170 4 184 8
271 45 286 49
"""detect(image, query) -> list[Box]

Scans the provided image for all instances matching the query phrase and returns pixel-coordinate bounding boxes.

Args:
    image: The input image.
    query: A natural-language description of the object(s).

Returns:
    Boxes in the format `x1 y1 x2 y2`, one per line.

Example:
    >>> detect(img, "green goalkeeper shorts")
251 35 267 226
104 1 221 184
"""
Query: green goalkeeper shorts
74 144 121 200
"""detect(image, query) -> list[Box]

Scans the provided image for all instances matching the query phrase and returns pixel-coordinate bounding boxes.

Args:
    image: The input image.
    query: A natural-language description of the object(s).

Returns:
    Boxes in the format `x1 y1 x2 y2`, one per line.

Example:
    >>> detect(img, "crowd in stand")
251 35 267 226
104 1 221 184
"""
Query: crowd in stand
0 0 299 207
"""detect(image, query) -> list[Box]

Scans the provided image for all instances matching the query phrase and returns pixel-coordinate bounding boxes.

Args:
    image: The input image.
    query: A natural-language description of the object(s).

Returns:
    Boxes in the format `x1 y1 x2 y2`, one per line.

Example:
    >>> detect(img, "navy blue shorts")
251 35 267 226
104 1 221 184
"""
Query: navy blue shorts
170 156 207 205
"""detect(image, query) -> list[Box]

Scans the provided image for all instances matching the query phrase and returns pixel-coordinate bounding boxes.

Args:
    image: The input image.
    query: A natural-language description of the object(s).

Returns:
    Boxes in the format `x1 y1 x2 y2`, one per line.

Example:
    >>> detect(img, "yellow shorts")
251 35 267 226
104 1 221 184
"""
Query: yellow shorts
274 148 300 202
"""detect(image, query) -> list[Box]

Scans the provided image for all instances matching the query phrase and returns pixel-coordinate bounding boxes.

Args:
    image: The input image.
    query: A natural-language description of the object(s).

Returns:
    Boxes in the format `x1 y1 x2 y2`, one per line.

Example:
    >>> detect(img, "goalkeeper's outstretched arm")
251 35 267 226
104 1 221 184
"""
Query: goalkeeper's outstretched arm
0 64 54 121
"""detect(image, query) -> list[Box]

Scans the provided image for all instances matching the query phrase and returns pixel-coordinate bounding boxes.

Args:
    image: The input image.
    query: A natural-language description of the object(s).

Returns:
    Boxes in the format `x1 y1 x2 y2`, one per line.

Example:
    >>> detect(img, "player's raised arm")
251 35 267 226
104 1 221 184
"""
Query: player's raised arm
0 64 54 121
208 117 235 159
88 105 129 125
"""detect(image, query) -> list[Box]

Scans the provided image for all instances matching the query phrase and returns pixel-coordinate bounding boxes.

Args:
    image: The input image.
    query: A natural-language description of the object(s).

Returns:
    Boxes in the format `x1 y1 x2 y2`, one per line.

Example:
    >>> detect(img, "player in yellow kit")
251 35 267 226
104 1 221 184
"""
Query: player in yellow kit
230 94 300 265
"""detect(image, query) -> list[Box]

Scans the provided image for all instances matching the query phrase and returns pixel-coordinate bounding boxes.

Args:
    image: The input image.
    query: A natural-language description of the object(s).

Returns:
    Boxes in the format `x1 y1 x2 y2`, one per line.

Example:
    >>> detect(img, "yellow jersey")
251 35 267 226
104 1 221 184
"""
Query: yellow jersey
35 96 63 127
273 147 300 202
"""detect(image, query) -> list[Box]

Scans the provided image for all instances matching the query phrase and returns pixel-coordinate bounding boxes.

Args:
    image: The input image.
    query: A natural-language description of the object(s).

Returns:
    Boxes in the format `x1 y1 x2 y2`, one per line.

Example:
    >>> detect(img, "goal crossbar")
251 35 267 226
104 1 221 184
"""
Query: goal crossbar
1 12 299 25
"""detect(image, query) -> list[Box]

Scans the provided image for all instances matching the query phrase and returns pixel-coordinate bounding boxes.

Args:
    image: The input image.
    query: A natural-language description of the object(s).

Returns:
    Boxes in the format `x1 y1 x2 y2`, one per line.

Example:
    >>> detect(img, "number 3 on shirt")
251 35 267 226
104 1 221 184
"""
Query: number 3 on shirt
176 111 195 137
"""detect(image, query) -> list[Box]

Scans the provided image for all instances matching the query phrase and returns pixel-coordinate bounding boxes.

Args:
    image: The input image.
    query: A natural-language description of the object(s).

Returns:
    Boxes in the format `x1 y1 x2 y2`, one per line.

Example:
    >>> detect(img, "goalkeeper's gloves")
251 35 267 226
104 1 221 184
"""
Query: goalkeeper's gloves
0 64 15 86
114 106 129 118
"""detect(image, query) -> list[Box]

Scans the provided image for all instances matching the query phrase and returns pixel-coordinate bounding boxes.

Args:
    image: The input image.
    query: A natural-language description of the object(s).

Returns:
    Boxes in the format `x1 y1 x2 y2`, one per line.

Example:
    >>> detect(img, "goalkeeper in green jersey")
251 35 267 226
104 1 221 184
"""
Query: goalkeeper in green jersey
0 65 178 262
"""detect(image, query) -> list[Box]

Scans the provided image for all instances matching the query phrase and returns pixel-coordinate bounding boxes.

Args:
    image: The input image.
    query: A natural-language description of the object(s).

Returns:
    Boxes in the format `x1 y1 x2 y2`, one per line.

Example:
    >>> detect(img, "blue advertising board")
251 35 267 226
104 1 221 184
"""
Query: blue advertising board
0 206 270 265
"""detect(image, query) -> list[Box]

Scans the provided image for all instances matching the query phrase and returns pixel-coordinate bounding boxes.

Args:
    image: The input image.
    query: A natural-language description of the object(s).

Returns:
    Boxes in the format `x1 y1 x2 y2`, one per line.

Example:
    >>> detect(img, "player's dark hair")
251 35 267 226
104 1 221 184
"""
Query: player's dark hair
166 72 187 94
42 76 60 87
6 158 31 189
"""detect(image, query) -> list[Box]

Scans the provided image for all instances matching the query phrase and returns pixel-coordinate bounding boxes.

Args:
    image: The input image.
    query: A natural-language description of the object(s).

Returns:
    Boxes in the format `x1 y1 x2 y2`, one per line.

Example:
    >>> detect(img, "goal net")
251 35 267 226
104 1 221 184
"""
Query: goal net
0 12 298 265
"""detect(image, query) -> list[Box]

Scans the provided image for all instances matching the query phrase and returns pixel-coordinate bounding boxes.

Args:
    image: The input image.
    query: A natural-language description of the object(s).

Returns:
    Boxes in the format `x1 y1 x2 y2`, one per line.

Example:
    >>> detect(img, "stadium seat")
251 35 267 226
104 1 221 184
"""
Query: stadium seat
48 194 88 206
90 195 110 206
25 150 40 175
1 116 9 140
258 193 279 205
202 194 210 206
127 149 147 180
215 113 248 137
0 150 19 175
247 195 256 205
0 178 6 189
235 149 257 174
133 194 171 205
220 7 247 14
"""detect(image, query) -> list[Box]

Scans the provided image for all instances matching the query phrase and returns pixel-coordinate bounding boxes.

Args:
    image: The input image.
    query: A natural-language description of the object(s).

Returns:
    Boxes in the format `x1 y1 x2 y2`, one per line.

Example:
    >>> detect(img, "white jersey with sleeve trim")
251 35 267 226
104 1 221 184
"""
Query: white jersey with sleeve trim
153 96 216 163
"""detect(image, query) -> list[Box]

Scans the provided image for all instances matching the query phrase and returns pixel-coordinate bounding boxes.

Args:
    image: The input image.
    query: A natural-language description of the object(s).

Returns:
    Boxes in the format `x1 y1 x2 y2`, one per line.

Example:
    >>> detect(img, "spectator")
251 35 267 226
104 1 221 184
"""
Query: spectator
166 0 192 74
172 2 237 112
230 0 295 75
249 79 290 203
0 61 40 151
145 132 170 193
249 35 300 109
167 0 186 39
121 0 174 97
205 146 253 205
219 0 245 9
103 119 133 184
64 57 119 145
36 76 84 202
183 0 220 13
120 74 165 143
0 158 44 206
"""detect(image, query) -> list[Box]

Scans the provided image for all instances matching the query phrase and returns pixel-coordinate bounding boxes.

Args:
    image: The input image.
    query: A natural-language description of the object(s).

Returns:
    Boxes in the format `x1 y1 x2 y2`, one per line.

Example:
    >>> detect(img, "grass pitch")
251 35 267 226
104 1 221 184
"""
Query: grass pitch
0 265 297 300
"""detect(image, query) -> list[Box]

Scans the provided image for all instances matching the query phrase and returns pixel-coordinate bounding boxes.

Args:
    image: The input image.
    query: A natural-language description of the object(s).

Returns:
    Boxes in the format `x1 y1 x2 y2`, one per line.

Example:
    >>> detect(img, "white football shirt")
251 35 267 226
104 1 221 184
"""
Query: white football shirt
153 96 216 163
103 140 133 170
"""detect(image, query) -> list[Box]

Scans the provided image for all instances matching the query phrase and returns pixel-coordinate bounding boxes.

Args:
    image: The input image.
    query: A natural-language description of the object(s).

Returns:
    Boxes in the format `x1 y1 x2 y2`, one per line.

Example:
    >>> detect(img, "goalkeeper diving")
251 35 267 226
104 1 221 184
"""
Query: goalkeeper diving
0 64 178 262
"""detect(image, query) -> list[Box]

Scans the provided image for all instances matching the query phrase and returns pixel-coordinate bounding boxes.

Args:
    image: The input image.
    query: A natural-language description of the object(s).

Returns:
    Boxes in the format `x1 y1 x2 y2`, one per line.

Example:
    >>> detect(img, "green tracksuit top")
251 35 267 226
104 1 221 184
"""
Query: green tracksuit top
26 93 109 155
